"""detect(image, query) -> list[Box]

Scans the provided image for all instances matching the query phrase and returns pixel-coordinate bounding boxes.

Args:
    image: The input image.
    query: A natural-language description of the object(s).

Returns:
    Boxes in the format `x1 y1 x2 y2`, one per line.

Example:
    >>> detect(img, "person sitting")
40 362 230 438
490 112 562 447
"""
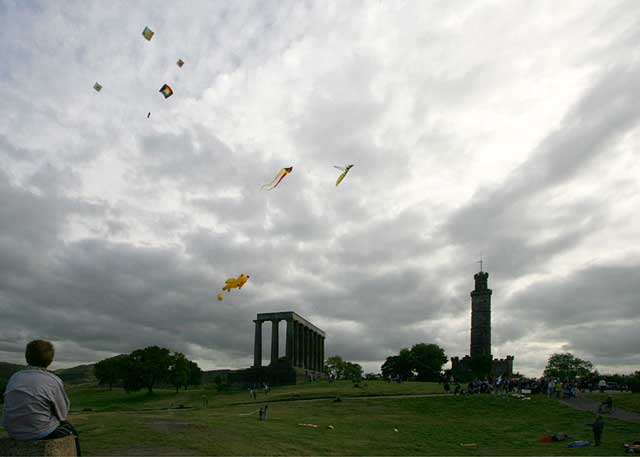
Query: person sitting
2 340 81 456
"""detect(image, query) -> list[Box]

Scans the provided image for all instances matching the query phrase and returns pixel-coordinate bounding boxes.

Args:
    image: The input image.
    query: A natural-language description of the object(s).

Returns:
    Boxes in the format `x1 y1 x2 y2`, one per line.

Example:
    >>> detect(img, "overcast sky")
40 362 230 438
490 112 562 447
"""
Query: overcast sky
1 0 639 377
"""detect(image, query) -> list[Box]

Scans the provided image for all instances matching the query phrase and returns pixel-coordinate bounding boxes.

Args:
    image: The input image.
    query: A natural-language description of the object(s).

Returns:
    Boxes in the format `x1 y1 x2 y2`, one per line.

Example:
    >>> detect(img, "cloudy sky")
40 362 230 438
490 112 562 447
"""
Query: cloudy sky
1 0 639 377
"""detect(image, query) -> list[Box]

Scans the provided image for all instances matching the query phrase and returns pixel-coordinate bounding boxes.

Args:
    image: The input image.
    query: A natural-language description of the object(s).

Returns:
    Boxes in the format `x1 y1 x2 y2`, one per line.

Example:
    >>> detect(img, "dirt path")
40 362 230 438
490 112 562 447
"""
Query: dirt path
560 396 640 424
229 392 453 406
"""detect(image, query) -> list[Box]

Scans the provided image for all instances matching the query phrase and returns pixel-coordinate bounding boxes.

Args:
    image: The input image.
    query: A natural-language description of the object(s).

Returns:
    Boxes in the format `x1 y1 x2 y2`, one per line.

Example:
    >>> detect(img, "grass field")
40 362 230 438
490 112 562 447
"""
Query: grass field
2 381 640 455
586 392 640 414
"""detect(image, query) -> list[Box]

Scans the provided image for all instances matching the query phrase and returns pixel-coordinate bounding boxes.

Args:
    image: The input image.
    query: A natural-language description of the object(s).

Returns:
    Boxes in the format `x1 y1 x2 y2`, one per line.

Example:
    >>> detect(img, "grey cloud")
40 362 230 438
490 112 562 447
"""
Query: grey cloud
507 263 640 328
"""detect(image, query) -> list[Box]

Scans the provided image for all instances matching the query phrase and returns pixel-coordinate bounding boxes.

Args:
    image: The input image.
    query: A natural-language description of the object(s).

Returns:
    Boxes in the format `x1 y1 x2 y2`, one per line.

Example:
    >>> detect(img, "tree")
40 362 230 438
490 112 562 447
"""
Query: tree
325 356 345 379
342 361 363 382
188 361 203 388
627 371 640 393
94 355 126 390
410 343 447 382
325 355 363 381
128 346 172 393
470 355 493 379
544 353 593 381
381 348 415 381
169 352 190 393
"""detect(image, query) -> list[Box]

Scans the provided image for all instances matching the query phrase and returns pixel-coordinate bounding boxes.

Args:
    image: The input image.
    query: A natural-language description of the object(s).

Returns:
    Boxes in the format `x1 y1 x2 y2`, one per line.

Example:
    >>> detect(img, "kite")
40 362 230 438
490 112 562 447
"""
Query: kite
142 26 154 41
177 59 184 68
261 167 293 190
334 164 354 186
147 112 151 118
159 84 173 98
222 274 250 292
217 293 223 301
93 82 102 92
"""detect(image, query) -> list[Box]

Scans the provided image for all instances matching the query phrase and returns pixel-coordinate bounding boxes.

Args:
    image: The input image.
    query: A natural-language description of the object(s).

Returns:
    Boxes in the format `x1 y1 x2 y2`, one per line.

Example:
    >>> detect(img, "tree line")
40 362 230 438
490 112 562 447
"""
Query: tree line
325 356 364 381
94 346 202 393
382 343 448 381
543 352 640 391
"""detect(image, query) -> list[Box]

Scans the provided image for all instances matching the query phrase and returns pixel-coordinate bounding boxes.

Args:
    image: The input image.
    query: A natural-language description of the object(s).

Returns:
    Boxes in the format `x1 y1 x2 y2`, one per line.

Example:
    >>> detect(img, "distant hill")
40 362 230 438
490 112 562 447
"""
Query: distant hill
54 363 97 385
0 361 25 381
0 361 97 385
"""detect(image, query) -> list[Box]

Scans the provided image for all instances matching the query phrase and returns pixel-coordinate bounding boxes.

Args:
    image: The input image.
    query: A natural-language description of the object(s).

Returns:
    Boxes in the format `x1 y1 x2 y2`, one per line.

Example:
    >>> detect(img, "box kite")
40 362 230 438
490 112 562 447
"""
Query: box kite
159 84 173 99
261 167 292 190
222 274 250 292
334 164 353 186
177 59 184 68
142 26 154 41
93 82 102 92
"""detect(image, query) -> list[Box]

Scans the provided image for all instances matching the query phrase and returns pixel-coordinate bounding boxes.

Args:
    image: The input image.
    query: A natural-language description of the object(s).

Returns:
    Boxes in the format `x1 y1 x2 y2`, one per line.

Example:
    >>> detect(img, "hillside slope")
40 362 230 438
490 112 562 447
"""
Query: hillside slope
55 363 97 385
0 361 24 382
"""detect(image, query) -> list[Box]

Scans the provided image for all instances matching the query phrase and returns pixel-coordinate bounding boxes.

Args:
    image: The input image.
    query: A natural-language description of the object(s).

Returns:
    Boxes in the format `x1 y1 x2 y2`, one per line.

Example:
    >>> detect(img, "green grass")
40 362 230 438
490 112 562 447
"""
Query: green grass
65 380 444 412
586 392 640 414
2 382 640 455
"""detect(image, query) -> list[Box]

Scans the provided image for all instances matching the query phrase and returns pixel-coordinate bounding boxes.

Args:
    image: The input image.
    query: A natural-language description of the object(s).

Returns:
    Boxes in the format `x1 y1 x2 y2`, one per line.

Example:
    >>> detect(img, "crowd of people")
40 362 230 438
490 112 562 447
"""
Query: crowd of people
439 374 624 399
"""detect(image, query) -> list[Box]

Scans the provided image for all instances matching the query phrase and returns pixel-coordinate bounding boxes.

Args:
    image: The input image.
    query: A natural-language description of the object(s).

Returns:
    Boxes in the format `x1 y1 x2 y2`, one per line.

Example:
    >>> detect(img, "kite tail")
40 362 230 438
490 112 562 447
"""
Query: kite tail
261 169 286 190
272 172 288 189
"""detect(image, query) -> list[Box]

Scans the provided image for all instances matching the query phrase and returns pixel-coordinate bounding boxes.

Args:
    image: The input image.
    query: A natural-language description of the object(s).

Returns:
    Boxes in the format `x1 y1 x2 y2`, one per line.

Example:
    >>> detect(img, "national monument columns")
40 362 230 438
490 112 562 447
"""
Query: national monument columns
252 311 326 378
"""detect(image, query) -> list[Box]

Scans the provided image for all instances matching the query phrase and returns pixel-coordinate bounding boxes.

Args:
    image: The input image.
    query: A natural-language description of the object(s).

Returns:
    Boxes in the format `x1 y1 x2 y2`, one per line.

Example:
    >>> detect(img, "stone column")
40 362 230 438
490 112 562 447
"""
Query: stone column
270 318 279 365
285 319 294 364
292 322 297 367
253 320 262 367
308 331 314 371
304 327 310 369
320 336 325 374
316 333 322 372
312 332 318 372
296 322 303 367
309 329 314 370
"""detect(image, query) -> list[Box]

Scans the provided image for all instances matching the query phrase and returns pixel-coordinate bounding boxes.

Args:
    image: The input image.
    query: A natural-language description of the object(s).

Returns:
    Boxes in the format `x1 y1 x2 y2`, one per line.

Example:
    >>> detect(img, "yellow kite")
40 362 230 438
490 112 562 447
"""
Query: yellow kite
261 167 292 190
222 274 250 292
334 164 354 186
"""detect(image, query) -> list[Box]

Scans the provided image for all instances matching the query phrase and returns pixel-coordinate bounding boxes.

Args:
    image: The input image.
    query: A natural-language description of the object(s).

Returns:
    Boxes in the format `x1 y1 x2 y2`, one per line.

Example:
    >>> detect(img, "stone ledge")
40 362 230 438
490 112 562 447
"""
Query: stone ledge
0 435 77 456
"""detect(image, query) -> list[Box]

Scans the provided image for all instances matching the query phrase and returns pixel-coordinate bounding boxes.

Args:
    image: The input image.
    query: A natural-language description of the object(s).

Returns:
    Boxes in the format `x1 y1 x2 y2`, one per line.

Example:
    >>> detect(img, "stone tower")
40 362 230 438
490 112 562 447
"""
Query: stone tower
470 270 492 358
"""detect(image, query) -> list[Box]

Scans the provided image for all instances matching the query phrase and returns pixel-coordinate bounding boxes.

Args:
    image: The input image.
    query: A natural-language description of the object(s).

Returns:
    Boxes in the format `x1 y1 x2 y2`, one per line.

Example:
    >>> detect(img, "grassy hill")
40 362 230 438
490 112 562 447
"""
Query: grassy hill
54 363 97 385
0 360 97 385
2 381 638 455
0 361 24 382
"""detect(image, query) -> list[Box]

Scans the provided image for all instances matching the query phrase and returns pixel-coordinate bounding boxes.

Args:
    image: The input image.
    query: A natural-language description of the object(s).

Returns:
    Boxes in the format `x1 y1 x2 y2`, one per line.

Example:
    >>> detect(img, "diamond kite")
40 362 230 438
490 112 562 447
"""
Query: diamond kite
159 84 173 98
261 167 293 190
142 26 154 41
334 164 354 186
222 274 250 292
93 82 102 92
177 59 184 68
